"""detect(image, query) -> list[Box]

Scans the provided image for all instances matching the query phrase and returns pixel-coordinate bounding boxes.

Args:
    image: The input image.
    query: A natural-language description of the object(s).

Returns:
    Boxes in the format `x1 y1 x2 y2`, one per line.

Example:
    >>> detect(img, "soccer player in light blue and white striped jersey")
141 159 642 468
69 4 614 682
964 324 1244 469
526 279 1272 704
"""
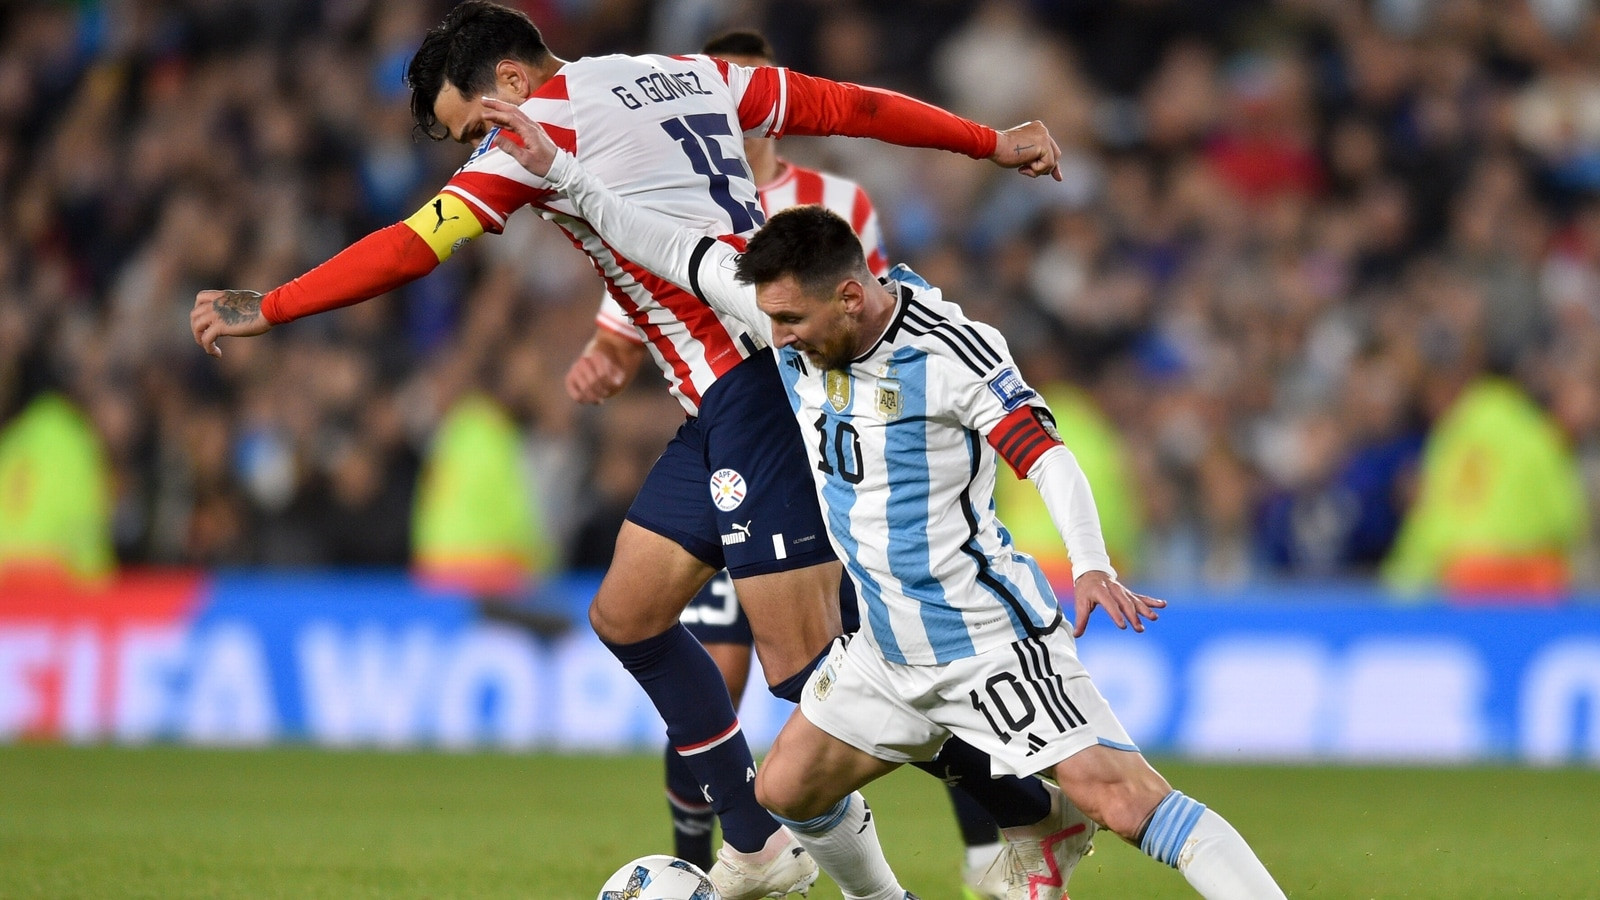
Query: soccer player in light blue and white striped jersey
484 98 1287 900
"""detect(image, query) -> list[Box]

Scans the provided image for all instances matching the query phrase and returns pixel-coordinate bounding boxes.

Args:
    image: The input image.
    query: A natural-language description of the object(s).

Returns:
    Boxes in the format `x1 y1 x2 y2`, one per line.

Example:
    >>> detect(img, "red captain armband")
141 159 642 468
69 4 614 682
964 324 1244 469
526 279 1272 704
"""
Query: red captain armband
987 406 1064 478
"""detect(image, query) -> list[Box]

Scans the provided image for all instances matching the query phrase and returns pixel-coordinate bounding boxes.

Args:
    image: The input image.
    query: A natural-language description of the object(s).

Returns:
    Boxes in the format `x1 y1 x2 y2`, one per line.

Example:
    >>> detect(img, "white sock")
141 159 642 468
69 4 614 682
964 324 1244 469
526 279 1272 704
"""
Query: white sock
779 792 904 900
1176 809 1285 899
1141 792 1285 899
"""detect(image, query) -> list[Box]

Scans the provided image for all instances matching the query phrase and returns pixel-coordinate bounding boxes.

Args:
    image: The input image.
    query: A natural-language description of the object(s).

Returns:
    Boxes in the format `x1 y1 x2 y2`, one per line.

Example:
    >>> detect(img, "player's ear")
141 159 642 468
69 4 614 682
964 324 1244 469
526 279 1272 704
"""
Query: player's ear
838 279 866 314
496 60 528 97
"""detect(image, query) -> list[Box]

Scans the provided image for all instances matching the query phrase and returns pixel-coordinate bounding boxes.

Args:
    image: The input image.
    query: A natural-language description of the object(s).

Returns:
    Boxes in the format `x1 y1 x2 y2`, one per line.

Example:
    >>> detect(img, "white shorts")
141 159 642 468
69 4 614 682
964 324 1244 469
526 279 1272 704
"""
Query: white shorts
799 629 1136 777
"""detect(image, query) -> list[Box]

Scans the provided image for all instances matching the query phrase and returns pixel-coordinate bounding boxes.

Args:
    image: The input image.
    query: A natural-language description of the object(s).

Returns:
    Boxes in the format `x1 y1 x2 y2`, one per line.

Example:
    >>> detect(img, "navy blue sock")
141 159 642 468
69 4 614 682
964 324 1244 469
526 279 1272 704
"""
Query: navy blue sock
911 736 1050 828
947 782 1002 847
768 643 833 703
665 743 715 870
603 624 776 853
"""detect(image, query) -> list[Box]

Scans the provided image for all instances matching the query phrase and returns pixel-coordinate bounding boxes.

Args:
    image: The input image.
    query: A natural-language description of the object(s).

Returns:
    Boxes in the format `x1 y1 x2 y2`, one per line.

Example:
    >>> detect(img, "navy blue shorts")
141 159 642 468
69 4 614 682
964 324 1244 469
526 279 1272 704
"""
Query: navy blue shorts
683 569 862 646
627 350 836 579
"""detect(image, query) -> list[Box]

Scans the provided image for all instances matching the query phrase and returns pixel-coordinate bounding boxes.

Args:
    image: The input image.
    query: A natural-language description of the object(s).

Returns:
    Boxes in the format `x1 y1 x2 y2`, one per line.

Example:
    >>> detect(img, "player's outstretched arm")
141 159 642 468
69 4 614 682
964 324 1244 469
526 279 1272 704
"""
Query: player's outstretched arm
482 98 762 331
761 69 1063 180
190 177 487 355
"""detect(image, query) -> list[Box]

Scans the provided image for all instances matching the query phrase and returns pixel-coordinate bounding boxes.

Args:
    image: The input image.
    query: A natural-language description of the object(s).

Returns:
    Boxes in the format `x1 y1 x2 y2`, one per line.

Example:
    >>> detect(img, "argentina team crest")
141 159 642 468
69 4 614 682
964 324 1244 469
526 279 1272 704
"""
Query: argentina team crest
825 369 852 412
813 662 836 701
709 468 747 511
876 378 901 419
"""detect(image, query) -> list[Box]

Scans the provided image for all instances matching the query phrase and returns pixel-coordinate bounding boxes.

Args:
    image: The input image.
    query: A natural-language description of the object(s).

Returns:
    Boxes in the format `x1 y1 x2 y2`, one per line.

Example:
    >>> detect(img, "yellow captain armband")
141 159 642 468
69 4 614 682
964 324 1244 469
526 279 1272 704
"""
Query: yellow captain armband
404 193 485 261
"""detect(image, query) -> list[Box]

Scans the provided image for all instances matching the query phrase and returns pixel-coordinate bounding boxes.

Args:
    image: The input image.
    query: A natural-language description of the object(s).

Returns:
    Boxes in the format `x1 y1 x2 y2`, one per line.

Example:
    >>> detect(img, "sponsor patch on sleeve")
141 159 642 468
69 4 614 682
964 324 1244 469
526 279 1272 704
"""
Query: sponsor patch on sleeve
987 367 1036 411
466 127 501 163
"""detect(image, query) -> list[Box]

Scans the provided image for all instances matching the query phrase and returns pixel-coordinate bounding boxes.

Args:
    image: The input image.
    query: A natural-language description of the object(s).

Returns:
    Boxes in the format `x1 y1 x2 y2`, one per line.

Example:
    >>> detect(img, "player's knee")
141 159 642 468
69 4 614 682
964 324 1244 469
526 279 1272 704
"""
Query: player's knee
587 584 677 643
752 765 791 816
753 758 818 821
587 591 645 643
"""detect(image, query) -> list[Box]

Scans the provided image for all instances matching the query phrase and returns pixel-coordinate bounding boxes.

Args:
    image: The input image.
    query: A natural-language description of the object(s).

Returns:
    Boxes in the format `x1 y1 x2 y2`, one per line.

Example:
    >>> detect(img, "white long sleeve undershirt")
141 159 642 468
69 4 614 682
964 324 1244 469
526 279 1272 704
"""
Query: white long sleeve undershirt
1025 443 1116 582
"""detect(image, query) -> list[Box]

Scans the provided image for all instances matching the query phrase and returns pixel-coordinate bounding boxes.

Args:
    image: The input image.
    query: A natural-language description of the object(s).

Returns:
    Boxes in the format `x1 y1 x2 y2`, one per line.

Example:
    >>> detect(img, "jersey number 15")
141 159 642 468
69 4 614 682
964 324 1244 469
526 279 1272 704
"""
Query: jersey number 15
660 114 765 234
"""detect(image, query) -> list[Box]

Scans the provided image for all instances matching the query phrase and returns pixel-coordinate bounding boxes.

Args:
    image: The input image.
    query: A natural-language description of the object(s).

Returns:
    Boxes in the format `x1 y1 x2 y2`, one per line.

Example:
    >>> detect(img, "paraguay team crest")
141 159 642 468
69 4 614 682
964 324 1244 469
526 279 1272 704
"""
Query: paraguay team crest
876 378 902 419
825 369 852 412
709 468 747 511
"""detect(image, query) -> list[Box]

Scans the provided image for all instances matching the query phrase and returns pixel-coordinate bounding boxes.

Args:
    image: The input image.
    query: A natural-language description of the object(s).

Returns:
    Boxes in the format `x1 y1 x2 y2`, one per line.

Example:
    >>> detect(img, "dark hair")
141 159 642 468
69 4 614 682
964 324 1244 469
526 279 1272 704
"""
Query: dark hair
701 30 776 63
406 0 550 140
735 206 870 294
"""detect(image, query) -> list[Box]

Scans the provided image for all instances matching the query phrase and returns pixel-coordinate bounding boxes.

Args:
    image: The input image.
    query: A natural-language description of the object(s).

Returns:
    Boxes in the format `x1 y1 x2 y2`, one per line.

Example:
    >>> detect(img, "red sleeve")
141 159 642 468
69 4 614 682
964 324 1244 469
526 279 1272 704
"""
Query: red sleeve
986 406 1063 478
260 223 441 324
764 69 998 160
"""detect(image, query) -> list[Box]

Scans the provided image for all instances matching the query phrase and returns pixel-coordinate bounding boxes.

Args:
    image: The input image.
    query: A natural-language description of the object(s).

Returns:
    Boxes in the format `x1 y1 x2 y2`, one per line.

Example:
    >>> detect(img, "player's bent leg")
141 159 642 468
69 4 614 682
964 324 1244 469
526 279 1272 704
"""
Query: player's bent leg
733 560 844 691
1050 743 1170 840
663 639 753 869
589 522 717 643
1052 746 1285 899
750 709 906 900
593 524 786 859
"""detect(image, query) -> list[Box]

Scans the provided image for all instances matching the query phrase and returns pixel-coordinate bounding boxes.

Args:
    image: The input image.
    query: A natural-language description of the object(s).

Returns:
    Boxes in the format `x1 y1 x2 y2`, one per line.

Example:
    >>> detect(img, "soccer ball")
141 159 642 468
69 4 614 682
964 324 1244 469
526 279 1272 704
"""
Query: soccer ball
596 855 718 899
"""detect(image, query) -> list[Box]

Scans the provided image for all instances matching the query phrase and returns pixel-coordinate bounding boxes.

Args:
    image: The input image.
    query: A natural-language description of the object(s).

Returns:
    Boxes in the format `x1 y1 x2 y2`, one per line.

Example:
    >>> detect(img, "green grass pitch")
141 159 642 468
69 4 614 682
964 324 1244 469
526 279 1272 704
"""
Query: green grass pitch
3 746 1597 898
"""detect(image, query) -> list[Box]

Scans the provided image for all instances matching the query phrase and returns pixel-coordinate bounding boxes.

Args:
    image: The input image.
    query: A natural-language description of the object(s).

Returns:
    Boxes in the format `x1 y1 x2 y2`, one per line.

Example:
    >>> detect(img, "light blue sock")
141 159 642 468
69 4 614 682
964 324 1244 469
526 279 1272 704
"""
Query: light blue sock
1139 790 1207 867
1140 791 1286 898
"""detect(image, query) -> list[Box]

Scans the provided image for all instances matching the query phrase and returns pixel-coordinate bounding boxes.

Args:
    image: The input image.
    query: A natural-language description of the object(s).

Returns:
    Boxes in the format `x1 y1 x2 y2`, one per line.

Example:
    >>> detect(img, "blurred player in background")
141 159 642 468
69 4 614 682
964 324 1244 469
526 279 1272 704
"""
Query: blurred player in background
484 100 1289 899
591 28 1007 900
188 3 1073 897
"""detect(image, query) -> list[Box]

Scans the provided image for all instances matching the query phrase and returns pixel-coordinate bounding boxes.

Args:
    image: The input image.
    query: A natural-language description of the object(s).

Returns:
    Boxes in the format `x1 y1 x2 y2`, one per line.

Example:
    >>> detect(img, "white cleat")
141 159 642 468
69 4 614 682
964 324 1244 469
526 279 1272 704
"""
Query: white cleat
990 783 1098 900
961 841 1006 899
707 827 820 899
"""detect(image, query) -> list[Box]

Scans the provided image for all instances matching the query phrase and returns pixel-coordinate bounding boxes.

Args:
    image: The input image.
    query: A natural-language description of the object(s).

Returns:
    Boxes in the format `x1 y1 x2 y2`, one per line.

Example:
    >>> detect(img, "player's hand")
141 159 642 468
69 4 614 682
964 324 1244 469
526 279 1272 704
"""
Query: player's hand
191 289 271 357
991 120 1063 181
480 96 559 177
565 347 629 404
1069 570 1165 637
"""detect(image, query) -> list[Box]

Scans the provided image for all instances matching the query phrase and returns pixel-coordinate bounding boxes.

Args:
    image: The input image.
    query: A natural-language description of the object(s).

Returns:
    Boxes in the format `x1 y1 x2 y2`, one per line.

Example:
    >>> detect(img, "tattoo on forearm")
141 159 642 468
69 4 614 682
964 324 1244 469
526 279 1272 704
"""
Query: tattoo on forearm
215 290 263 325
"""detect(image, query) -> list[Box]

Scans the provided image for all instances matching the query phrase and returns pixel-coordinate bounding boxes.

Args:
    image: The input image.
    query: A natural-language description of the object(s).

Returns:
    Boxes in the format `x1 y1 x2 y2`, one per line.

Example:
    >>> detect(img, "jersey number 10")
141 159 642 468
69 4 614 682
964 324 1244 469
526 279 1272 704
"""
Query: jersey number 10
814 414 865 485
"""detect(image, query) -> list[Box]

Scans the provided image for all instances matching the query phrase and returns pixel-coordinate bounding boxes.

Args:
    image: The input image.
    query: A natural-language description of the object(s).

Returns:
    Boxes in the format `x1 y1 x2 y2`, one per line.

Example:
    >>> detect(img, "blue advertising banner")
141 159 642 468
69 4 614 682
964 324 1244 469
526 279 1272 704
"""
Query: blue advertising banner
3 572 1597 763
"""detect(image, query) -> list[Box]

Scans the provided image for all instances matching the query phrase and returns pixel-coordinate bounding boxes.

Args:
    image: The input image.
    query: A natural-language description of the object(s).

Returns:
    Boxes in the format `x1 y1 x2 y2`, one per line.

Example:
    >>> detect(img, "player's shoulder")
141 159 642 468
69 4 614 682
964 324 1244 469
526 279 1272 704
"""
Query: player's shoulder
884 268 1011 378
566 52 727 82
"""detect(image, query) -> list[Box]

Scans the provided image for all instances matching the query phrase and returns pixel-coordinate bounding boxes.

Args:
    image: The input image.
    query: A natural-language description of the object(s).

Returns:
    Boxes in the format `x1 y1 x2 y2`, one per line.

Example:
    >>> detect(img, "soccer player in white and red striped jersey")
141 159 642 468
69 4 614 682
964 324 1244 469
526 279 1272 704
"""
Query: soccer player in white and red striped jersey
188 5 1067 897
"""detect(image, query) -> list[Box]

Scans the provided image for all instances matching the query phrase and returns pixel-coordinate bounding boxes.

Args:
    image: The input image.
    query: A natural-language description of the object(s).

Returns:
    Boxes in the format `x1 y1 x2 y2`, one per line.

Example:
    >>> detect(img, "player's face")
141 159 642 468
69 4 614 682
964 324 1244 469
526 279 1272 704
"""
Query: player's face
759 275 858 370
433 83 525 145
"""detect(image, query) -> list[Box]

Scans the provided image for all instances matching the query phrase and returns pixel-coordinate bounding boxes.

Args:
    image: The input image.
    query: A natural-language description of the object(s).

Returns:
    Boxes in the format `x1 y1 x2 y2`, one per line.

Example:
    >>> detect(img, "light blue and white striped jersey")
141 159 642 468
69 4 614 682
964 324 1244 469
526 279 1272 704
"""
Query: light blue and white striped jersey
547 152 1067 665
768 268 1066 664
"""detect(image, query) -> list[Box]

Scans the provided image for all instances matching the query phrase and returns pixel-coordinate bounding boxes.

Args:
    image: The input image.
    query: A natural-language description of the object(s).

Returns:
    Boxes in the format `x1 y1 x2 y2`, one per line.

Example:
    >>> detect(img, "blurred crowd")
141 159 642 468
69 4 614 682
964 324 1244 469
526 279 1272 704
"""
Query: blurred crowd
3 0 1599 594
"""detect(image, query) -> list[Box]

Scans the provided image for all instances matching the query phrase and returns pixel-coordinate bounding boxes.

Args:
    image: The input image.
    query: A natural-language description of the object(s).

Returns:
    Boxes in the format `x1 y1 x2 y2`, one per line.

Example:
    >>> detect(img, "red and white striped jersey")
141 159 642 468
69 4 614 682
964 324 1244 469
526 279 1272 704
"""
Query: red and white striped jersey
444 53 797 415
597 159 890 386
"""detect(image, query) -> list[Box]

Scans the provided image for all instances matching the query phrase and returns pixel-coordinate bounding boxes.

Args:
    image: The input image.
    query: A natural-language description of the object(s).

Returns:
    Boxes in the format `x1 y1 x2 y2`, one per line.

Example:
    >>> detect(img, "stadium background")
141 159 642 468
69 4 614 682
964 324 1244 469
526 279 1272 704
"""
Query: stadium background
3 1 1600 896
